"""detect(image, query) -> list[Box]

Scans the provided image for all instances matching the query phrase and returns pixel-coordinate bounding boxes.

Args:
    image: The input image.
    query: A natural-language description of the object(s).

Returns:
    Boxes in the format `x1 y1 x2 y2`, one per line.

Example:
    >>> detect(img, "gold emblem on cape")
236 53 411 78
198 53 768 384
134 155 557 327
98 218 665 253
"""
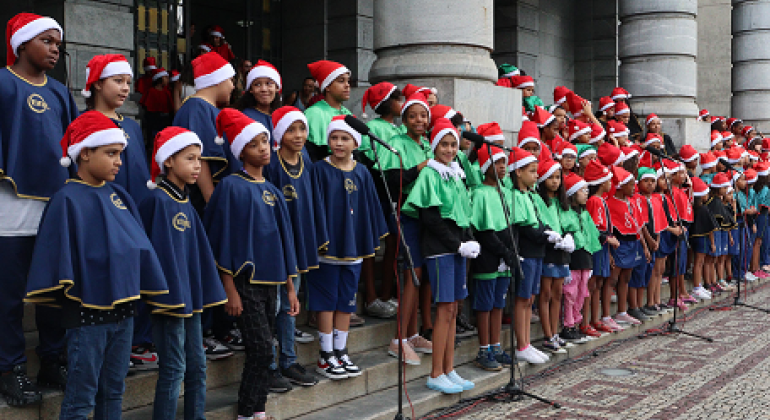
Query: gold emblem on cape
345 178 357 194
110 193 127 209
173 212 191 231
27 93 49 113
263 190 277 206
282 185 298 201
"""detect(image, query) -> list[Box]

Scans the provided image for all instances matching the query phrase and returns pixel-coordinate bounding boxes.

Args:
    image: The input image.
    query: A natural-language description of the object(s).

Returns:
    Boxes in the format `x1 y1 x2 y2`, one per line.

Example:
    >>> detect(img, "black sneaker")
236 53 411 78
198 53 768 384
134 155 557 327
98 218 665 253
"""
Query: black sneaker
269 369 293 393
0 364 42 406
457 313 477 337
316 351 348 380
220 328 245 351
420 327 433 342
559 327 585 343
203 336 234 361
130 345 159 370
37 356 67 390
281 363 318 386
335 348 362 377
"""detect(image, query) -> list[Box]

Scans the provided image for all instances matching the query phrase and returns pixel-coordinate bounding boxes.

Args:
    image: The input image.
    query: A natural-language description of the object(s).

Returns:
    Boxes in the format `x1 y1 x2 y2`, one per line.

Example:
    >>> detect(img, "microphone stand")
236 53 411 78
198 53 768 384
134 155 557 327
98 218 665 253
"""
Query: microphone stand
481 144 561 408
369 138 420 420
647 155 713 342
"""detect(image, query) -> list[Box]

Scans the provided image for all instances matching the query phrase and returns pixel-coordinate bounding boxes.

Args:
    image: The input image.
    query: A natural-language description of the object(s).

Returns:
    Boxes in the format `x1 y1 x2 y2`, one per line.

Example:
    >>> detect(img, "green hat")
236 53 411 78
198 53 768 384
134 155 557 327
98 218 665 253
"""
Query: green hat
498 63 520 78
576 144 597 159
637 166 658 180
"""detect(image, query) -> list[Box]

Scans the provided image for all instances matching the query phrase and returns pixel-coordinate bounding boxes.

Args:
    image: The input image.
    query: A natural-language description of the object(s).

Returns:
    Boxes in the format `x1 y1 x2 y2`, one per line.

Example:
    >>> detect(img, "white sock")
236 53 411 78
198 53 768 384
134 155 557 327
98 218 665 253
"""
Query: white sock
333 329 348 351
602 316 613 322
319 332 333 353
617 312 627 316
479 345 489 350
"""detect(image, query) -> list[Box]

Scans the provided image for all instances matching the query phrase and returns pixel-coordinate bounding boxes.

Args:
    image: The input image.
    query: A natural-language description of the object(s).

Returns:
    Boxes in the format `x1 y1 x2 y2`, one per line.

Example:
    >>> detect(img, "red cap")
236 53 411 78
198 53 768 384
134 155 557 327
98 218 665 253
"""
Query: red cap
583 160 613 186
679 144 698 162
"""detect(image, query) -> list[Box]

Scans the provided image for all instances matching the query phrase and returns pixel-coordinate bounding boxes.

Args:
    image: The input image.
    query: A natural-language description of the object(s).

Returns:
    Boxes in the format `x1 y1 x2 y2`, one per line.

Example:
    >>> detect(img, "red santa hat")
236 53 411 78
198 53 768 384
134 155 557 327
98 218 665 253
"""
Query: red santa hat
726 117 743 130
246 59 282 92
147 127 203 188
556 141 577 159
612 166 634 187
598 142 625 166
553 86 571 106
563 172 587 197
584 160 613 186
691 177 709 197
430 118 460 151
476 122 505 143
511 75 534 89
517 121 541 148
508 147 538 171
755 162 770 176
567 92 587 118
215 108 270 161
711 130 723 147
143 56 157 72
614 101 630 116
307 60 351 92
151 67 169 82
198 44 212 53
698 109 710 120
599 96 615 112
192 51 235 90
721 131 735 142
745 168 758 184
643 133 663 148
170 70 180 82
662 159 682 175
679 144 699 163
496 78 513 88
645 113 661 126
362 82 398 118
531 106 555 128
271 106 308 150
326 115 362 147
700 152 717 169
621 146 639 160
749 150 760 161
401 92 431 120
611 87 631 101
726 147 742 164
710 172 730 188
59 111 127 167
590 123 606 144
210 25 225 38
742 125 755 138
402 83 437 99
607 120 629 138
537 159 561 183
429 104 457 130
477 144 507 174
81 54 133 98
6 13 63 66
568 119 591 142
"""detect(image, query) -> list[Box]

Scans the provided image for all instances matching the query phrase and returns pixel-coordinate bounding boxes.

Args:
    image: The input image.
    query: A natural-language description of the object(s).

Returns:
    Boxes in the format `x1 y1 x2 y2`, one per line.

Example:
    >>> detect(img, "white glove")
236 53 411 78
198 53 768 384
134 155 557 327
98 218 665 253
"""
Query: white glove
427 159 454 181
544 230 562 244
458 241 481 259
560 234 575 253
498 259 509 272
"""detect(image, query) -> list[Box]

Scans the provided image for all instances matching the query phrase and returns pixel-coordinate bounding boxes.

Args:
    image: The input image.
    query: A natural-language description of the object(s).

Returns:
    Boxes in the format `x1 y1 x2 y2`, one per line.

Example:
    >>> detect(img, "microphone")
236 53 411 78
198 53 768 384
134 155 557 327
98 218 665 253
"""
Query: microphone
462 131 513 152
344 115 399 155
718 157 743 173
643 145 684 163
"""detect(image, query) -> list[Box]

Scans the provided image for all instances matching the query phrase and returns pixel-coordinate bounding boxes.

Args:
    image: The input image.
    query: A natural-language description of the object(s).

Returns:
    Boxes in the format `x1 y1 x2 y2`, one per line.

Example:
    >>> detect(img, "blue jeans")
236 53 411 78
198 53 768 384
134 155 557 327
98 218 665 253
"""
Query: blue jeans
152 313 206 420
59 317 133 420
270 276 301 370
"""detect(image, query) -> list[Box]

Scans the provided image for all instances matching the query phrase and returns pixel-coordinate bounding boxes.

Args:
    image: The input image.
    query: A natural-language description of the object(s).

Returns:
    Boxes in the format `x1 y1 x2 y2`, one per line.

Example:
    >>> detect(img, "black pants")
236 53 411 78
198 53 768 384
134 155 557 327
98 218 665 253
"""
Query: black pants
235 277 277 415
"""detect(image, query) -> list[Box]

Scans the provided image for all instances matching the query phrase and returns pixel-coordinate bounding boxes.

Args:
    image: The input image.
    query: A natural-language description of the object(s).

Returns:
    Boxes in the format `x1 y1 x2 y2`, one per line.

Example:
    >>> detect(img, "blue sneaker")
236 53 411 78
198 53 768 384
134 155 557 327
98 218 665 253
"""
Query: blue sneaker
474 348 502 371
491 345 513 367
446 370 475 391
426 374 463 394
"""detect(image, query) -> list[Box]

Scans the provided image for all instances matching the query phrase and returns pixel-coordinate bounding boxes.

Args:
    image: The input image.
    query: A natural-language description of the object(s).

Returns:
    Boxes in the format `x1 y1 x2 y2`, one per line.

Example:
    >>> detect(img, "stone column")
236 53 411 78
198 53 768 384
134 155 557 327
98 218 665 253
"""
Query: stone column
732 0 770 131
367 0 521 140
619 0 709 150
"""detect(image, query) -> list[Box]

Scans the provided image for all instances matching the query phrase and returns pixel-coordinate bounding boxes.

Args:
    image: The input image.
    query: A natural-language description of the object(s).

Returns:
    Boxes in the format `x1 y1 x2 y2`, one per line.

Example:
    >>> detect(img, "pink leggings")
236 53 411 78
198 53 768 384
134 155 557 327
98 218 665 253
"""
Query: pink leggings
563 270 592 327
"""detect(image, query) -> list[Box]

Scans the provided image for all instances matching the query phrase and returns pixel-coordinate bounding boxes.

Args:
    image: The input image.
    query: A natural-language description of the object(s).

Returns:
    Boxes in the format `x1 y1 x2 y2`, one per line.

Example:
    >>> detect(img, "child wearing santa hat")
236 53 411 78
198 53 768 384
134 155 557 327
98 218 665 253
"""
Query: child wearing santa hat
690 177 720 298
263 106 323 388
208 25 235 62
137 56 158 96
304 60 353 161
402 118 478 394
308 115 388 381
139 127 227 420
360 82 403 163
140 67 174 150
26 111 178 418
203 109 298 420
732 170 758 288
0 13 78 403
236 60 282 138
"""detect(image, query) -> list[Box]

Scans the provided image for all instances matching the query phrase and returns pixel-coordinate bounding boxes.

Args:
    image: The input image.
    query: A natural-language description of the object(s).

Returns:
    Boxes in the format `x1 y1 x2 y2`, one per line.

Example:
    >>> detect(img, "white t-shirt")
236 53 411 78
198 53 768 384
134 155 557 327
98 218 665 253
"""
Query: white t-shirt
0 180 47 236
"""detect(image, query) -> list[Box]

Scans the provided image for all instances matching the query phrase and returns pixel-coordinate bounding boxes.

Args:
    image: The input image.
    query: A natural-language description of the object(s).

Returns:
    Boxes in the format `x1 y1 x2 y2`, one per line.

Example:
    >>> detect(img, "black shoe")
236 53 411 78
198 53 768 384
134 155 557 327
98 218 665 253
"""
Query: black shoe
420 327 433 342
316 351 348 380
334 348 362 377
457 313 477 337
269 369 293 393
219 328 245 351
281 363 318 386
37 356 67 390
0 364 42 407
559 327 585 343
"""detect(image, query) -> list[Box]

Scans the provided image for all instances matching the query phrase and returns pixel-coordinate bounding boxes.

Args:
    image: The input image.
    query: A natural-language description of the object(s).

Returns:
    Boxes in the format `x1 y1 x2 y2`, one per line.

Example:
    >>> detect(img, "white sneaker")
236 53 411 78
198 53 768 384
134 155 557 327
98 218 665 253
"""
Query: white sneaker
691 287 711 300
530 345 550 362
745 272 759 282
515 345 547 364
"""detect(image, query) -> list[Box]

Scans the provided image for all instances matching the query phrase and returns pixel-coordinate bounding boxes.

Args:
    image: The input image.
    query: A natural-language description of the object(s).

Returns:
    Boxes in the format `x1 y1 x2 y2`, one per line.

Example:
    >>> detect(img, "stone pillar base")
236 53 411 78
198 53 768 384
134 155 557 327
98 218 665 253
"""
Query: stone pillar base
660 117 712 152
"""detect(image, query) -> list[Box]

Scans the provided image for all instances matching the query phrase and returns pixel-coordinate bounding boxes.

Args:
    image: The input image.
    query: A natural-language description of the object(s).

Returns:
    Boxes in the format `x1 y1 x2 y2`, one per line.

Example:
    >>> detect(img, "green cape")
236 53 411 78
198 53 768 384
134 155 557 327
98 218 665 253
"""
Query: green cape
456 152 483 189
574 208 602 253
402 166 472 227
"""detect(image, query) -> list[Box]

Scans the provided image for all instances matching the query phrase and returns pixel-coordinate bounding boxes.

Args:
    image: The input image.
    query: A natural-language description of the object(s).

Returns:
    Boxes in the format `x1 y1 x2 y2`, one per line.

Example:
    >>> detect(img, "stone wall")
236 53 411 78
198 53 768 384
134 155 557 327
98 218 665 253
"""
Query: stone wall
697 0 732 117
574 0 618 104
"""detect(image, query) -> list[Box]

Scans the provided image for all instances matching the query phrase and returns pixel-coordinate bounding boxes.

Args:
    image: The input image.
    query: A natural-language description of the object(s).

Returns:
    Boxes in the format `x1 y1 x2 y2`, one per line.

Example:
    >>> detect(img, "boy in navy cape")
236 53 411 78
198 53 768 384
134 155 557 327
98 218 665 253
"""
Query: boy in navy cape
140 126 228 420
0 13 78 405
308 115 389 380
204 108 298 420
264 106 326 388
25 111 181 419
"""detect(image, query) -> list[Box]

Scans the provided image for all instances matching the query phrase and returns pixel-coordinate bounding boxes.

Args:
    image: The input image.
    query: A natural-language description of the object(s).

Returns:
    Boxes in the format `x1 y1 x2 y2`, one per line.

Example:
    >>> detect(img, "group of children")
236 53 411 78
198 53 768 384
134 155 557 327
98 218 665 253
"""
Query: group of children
4 11 770 420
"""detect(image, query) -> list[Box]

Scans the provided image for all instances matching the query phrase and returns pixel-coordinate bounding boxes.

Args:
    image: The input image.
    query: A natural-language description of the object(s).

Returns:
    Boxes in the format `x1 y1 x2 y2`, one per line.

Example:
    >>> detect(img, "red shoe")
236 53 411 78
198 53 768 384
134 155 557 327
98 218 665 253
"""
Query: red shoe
592 321 613 334
580 324 602 337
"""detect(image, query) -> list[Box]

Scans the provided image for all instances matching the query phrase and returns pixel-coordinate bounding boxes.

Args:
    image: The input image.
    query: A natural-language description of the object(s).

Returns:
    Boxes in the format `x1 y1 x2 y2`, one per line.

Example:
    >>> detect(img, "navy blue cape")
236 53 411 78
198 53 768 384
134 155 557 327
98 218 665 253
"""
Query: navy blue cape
111 116 152 205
